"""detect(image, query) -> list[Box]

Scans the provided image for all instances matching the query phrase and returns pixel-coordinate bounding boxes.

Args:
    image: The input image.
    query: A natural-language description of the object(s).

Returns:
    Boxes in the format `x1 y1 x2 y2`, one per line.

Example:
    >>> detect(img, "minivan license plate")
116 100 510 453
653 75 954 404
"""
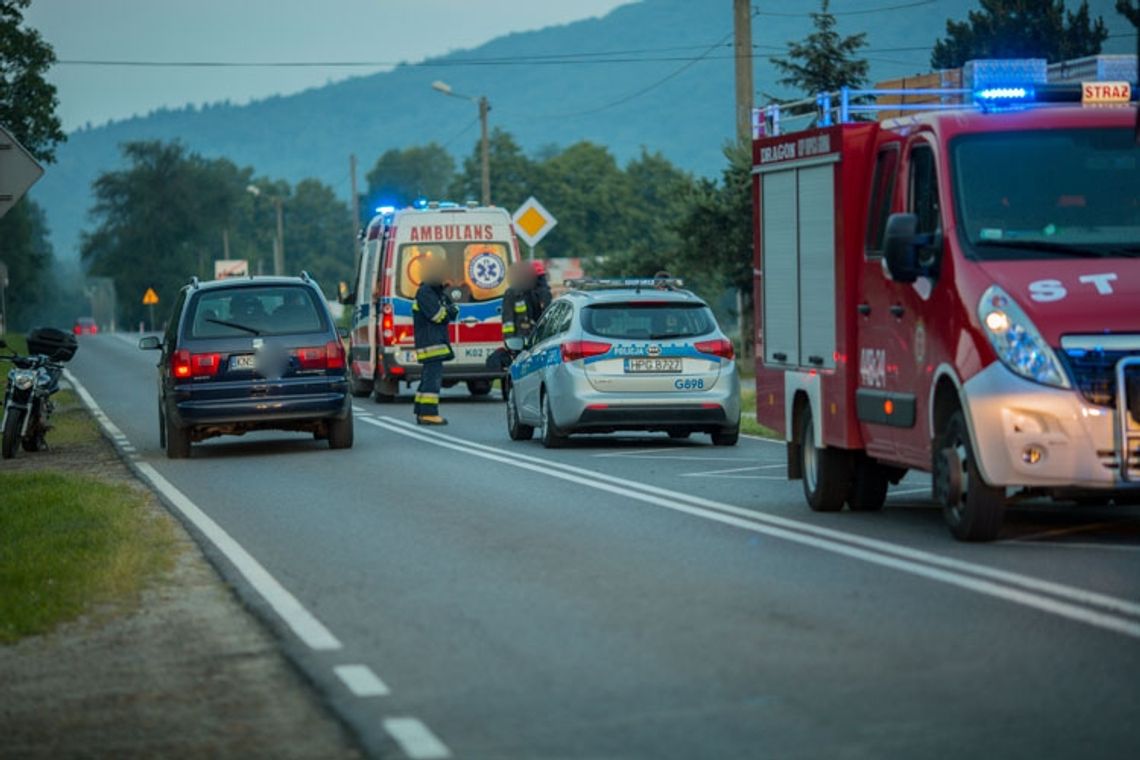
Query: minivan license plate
230 354 256 371
624 357 682 373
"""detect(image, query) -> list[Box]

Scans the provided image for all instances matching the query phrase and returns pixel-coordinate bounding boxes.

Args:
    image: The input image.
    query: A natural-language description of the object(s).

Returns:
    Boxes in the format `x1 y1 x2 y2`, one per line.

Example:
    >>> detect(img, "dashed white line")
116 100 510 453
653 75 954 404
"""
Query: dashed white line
382 718 452 759
64 369 343 652
682 464 785 477
889 486 932 497
334 664 391 697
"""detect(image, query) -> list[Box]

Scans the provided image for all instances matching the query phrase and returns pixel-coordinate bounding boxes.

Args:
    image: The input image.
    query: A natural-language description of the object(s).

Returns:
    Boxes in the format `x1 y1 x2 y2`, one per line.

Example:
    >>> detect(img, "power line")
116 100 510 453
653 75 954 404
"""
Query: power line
753 0 936 16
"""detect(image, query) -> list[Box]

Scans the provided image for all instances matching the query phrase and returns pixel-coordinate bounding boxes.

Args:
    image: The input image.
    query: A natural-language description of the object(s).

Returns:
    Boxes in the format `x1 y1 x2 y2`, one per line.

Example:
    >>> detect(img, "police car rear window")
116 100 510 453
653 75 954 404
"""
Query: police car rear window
581 303 715 340
187 286 327 338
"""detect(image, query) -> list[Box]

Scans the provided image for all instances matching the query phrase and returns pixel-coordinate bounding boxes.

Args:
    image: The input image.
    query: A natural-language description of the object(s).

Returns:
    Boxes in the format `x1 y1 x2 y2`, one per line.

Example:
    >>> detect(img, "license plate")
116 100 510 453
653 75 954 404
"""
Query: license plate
401 350 418 364
229 354 255 371
624 357 682 373
461 346 486 360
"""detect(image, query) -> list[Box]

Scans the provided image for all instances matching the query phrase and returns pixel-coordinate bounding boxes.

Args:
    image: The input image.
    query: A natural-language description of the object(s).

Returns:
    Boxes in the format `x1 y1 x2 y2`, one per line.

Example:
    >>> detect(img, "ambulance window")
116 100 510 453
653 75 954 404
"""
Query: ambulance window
864 145 899 257
908 144 941 236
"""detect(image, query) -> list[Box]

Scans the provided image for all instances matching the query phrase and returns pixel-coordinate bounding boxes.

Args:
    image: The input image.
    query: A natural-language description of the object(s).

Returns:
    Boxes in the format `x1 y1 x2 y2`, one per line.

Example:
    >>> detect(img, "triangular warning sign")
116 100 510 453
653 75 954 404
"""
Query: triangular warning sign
142 288 160 305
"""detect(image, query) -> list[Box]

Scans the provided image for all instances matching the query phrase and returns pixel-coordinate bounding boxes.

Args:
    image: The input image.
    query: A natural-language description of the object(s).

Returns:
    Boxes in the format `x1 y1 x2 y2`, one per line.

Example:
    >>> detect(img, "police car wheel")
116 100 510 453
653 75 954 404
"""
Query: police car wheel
710 428 738 447
798 404 849 512
936 410 1004 542
540 391 567 449
506 386 534 441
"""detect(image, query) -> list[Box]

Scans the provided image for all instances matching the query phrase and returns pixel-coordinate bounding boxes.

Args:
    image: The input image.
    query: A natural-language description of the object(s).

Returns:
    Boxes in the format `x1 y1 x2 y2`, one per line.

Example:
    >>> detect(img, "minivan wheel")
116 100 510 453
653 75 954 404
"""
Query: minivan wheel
935 409 1004 541
165 418 191 459
798 404 849 512
540 391 567 449
328 413 354 449
158 399 167 448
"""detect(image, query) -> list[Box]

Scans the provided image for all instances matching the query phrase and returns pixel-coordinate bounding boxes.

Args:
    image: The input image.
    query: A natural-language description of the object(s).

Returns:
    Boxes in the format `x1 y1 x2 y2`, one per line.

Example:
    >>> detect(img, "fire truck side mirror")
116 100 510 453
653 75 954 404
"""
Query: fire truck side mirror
337 281 353 305
883 213 921 284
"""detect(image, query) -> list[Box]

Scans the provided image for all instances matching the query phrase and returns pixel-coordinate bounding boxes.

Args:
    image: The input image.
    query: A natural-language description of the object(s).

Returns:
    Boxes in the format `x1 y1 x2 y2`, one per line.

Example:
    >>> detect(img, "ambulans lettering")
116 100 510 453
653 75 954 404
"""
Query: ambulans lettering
859 348 887 389
409 224 494 242
1028 272 1119 302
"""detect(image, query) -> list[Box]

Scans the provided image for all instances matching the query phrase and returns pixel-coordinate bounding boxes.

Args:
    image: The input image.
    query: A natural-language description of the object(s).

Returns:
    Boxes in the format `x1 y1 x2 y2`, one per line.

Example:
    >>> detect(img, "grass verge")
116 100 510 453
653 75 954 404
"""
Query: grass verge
739 389 780 439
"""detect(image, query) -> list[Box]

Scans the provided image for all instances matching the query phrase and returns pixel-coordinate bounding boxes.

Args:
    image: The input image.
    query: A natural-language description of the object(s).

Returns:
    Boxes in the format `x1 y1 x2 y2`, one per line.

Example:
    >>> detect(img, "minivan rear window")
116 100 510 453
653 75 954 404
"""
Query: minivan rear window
187 286 327 338
581 303 716 340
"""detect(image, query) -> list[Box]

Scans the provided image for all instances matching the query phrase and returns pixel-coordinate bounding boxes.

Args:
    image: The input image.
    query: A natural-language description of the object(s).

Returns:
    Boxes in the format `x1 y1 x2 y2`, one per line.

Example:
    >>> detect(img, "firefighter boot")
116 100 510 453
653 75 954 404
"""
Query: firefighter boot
416 415 448 426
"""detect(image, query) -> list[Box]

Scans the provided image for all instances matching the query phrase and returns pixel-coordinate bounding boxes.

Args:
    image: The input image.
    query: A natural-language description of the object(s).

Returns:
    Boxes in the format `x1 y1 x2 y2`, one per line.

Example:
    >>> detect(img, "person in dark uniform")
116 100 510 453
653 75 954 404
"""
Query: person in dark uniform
501 262 537 343
529 260 553 320
412 257 458 425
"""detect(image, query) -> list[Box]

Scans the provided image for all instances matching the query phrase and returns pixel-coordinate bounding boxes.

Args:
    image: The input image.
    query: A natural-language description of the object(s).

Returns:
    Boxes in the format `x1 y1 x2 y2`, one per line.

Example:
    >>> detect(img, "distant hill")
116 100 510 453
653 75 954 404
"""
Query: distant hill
32 0 1136 260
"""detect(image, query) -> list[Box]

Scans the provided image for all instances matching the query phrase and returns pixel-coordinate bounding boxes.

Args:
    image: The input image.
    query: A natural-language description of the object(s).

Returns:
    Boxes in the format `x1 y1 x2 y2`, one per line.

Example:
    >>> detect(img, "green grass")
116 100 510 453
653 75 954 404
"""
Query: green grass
739 389 780 440
0 471 176 643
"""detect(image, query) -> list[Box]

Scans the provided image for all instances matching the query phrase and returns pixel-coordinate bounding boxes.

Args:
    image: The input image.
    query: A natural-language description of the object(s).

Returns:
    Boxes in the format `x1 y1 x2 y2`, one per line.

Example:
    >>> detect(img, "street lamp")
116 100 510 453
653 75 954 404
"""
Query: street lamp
432 80 491 206
246 184 285 276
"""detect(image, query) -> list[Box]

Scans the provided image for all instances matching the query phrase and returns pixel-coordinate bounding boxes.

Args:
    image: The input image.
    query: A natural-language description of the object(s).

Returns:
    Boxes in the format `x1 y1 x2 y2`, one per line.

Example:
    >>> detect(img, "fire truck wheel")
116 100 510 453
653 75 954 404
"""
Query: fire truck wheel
506 385 534 441
798 405 850 512
935 410 1005 542
848 457 889 511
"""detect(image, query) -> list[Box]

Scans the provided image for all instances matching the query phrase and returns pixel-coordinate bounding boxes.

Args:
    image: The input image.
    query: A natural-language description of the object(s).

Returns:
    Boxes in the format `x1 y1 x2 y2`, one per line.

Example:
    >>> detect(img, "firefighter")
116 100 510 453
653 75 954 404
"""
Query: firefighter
412 257 458 425
501 261 537 343
529 260 553 319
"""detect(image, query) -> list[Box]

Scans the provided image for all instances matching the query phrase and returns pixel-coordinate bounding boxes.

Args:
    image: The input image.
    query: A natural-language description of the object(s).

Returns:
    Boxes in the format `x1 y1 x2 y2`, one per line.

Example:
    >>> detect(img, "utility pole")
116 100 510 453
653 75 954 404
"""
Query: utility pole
274 198 285 276
733 0 754 144
222 228 230 260
479 96 491 206
349 153 361 239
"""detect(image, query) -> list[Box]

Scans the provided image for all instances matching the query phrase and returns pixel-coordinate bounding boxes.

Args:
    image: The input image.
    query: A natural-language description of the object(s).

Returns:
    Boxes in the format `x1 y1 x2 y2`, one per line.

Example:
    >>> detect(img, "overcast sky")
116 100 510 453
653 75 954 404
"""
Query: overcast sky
26 0 634 131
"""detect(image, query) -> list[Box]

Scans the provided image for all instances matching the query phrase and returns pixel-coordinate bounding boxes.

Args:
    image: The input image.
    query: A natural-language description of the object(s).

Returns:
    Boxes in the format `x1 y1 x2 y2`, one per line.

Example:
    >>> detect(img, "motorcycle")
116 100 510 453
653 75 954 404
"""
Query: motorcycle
1 328 78 459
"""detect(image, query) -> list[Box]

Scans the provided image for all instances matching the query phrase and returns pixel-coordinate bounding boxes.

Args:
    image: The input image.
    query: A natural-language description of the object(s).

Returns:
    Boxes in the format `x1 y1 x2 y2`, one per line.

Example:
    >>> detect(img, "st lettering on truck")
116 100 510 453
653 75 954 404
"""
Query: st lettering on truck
340 202 522 401
752 57 1139 541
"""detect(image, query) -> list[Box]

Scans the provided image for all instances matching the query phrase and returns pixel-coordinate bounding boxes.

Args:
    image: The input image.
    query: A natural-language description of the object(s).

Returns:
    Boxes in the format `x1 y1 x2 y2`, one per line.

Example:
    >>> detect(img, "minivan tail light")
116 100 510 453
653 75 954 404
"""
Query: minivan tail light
561 340 612 363
325 340 346 370
293 341 346 371
172 349 221 379
695 338 734 360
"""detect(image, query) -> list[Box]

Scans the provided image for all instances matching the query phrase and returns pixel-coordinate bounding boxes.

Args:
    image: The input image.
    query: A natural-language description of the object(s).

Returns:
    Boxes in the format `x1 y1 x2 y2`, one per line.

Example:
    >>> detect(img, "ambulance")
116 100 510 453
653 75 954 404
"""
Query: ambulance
341 201 522 401
751 58 1139 541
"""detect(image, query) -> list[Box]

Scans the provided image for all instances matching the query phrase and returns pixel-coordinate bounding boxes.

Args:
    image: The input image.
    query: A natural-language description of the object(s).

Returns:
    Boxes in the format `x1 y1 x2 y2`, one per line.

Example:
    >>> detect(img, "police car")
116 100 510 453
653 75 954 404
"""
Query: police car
506 278 741 447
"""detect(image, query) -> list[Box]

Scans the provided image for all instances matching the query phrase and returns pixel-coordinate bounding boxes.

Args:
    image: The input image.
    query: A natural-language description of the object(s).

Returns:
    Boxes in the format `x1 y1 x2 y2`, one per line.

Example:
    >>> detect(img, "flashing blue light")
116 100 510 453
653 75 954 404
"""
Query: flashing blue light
975 86 1033 101
412 197 429 210
375 205 396 215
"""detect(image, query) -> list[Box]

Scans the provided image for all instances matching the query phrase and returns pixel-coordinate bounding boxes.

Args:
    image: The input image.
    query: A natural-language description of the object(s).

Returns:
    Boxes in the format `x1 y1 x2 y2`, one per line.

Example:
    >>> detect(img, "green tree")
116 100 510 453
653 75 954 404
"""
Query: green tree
364 143 455 211
284 179 353 295
449 128 536 210
931 0 1108 68
0 0 65 163
770 0 869 96
0 198 51 328
1116 0 1139 28
81 142 245 326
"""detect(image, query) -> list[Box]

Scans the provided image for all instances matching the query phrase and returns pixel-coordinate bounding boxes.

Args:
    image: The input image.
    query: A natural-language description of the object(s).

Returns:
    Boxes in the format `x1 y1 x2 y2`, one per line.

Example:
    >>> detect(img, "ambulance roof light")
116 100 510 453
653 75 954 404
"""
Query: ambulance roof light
413 197 429 209
375 205 396 215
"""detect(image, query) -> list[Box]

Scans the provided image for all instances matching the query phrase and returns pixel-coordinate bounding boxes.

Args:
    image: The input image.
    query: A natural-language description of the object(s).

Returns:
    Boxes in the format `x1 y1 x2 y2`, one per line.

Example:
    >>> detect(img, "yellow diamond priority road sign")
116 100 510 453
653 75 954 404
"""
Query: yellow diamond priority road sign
512 196 557 248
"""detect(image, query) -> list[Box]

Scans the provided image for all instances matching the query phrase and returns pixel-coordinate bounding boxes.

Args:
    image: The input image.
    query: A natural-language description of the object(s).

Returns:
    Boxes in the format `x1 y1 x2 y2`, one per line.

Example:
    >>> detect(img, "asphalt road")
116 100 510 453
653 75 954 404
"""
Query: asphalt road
68 333 1140 759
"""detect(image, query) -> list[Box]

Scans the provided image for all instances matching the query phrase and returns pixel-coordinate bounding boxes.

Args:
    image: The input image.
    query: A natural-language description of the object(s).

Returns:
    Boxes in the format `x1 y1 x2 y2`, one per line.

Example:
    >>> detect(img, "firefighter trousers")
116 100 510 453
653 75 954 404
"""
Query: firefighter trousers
414 360 443 417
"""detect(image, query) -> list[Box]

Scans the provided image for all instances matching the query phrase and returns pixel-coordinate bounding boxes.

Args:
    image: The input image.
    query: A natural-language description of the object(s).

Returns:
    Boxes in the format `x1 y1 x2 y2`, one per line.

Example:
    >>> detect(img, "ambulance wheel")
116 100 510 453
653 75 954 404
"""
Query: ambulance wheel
328 413 354 450
506 386 533 441
467 380 492 397
540 390 567 449
350 373 373 398
372 378 397 403
798 404 849 512
934 409 1005 542
847 456 889 511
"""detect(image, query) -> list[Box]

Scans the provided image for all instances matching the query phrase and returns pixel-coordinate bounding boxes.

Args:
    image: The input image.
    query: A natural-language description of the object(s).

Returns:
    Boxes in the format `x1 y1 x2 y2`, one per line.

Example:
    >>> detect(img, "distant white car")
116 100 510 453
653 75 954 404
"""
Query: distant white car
506 279 741 448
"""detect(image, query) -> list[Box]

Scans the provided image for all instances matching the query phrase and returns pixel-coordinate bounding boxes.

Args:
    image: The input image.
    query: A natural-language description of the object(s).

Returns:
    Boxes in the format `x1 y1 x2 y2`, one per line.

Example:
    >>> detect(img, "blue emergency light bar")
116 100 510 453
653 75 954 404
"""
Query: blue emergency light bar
565 277 686 292
375 205 396 214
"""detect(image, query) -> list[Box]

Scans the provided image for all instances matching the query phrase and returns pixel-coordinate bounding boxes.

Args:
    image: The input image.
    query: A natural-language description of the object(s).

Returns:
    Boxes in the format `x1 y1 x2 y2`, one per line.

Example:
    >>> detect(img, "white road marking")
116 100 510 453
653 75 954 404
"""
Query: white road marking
596 454 759 463
1003 541 1140 553
889 486 932 496
681 464 785 477
367 416 1140 638
1008 522 1120 544
334 664 391 697
64 370 344 652
594 447 685 457
382 718 452 759
741 433 784 444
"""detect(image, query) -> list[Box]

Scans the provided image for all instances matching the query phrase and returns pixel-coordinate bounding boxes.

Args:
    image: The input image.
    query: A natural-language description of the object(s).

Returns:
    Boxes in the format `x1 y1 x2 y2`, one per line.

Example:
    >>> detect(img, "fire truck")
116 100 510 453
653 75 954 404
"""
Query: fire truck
341 201 522 401
751 58 1139 541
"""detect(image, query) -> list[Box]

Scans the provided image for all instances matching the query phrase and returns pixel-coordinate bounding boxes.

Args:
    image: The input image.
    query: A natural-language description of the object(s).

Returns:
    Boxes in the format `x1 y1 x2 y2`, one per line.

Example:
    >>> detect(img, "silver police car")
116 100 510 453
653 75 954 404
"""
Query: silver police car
506 279 741 447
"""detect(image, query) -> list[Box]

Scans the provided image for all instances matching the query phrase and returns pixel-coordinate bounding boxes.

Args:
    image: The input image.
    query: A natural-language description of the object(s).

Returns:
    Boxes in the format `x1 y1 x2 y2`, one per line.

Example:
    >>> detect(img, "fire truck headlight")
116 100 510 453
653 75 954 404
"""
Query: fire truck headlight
978 285 1070 389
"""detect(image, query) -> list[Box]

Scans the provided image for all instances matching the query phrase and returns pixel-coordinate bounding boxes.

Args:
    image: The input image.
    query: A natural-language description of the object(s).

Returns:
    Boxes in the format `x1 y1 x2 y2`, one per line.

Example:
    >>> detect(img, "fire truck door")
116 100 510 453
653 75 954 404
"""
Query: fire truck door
860 140 942 467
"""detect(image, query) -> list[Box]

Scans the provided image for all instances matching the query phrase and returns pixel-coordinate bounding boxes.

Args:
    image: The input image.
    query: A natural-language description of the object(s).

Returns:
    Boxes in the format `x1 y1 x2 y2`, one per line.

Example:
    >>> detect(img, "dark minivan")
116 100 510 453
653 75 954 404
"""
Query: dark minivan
140 275 353 458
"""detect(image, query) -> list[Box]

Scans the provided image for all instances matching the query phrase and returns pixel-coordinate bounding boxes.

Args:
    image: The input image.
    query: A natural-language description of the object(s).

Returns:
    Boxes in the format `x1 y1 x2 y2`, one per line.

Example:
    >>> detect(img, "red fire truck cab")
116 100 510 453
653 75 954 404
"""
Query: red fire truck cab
752 67 1139 541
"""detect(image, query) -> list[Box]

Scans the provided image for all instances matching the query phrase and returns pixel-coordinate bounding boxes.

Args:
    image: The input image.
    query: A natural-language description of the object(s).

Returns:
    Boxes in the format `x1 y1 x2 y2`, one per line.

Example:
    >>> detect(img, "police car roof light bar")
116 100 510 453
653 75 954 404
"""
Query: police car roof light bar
565 277 686 292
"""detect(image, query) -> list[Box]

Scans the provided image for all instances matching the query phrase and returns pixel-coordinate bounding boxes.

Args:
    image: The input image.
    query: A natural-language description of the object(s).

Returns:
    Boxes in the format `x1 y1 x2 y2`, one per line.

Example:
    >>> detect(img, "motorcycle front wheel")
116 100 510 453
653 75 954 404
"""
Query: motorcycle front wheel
2 409 24 459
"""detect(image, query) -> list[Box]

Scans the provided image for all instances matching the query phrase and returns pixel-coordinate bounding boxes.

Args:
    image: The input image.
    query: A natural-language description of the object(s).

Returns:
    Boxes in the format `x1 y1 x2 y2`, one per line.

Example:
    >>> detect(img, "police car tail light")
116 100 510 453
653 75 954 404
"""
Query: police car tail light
695 338 734 360
561 340 611 363
977 285 1069 389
